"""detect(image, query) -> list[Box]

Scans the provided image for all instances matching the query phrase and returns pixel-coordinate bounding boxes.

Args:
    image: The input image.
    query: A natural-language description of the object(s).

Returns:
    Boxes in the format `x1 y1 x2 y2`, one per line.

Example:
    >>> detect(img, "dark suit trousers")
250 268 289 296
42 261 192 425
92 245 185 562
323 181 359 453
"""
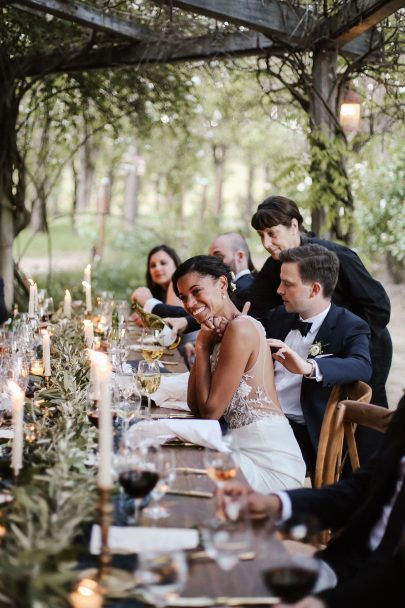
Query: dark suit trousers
288 419 316 473
355 327 393 465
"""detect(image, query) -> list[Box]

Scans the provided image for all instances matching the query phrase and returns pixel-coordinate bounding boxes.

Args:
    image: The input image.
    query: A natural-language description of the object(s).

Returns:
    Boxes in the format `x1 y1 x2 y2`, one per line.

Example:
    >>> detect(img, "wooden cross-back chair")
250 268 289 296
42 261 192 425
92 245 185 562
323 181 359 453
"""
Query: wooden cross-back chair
312 381 372 544
313 381 372 489
339 399 393 471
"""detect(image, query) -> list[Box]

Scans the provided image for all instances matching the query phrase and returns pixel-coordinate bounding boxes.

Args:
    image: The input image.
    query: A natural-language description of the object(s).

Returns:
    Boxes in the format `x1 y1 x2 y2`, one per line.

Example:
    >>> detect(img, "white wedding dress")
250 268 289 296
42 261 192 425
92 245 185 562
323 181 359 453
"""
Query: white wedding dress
211 316 306 493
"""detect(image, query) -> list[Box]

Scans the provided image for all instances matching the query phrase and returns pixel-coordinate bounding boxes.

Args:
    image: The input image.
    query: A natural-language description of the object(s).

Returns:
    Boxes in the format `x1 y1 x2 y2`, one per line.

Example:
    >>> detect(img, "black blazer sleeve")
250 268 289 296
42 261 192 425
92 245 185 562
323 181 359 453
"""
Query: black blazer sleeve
286 463 373 530
151 302 199 333
0 278 8 324
307 238 391 338
237 257 282 323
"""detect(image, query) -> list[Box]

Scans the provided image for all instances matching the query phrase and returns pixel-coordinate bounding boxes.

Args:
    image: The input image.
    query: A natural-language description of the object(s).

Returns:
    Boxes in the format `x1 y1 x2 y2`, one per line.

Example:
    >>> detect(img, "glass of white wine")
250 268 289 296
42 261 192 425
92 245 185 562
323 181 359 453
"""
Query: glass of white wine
136 359 161 419
141 328 164 363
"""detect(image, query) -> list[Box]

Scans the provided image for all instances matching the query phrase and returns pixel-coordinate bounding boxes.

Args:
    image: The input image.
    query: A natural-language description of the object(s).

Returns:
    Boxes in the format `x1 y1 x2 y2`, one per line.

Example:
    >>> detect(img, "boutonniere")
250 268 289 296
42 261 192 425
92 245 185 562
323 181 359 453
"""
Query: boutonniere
308 341 327 357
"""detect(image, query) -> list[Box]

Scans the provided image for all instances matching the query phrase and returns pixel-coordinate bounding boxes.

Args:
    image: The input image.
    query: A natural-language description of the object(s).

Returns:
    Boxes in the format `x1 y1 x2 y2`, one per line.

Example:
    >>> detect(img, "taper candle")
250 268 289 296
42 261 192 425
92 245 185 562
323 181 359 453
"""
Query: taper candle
42 331 51 377
64 289 72 319
97 355 113 489
8 381 24 476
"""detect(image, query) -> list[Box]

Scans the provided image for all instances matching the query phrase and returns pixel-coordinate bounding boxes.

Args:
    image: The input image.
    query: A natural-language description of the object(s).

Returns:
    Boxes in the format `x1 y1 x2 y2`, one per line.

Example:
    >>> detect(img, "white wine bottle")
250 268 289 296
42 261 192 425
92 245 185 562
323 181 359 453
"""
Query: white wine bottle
132 303 181 348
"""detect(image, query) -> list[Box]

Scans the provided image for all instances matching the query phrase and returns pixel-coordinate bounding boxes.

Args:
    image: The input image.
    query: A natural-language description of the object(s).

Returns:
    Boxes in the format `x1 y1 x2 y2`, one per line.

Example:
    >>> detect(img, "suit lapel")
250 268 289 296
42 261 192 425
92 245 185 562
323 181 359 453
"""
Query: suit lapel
312 303 339 350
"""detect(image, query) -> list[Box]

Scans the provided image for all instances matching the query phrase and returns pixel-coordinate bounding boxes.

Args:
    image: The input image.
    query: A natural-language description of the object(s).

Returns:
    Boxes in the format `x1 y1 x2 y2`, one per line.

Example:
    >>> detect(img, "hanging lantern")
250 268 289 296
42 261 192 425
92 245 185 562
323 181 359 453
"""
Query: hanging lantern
339 86 361 132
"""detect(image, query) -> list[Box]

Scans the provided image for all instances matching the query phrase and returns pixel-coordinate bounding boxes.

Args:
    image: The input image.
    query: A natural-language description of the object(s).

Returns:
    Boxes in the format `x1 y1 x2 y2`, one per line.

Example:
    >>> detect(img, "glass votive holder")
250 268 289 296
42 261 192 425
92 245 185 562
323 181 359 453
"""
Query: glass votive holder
30 359 44 376
69 577 103 608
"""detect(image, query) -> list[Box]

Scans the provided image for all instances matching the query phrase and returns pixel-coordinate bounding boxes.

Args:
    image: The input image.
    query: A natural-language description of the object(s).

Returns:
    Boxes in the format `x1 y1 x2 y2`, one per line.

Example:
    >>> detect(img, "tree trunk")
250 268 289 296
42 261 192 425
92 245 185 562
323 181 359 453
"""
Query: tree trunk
75 135 98 231
244 164 256 222
200 180 208 220
212 143 226 216
0 83 29 307
123 144 138 229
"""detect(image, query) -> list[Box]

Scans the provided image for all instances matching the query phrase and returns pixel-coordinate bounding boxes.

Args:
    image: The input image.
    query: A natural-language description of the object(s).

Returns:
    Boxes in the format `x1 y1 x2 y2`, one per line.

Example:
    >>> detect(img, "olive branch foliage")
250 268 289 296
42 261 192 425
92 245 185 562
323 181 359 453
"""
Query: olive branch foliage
0 322 100 608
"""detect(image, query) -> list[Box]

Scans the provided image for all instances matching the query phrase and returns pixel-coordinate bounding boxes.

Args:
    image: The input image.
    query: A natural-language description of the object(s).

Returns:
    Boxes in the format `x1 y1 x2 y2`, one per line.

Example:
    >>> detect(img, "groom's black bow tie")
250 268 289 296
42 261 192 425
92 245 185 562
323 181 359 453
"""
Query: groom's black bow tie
292 318 312 337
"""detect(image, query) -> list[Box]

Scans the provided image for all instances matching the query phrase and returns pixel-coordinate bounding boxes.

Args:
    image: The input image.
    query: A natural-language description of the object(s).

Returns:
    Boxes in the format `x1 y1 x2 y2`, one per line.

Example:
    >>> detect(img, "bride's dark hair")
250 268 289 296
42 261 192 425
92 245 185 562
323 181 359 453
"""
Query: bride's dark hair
172 255 235 297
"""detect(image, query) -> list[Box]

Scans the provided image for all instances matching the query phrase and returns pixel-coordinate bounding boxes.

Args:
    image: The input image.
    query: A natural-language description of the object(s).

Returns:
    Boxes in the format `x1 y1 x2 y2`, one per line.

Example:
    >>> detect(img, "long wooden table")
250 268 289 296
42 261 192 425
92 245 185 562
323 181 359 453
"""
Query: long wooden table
116 333 298 605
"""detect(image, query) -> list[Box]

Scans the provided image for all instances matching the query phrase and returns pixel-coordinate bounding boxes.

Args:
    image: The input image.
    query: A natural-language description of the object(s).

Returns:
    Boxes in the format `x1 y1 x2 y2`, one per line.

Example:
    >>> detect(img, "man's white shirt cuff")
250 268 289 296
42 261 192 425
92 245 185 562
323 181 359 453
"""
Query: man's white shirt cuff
272 491 292 523
144 298 162 313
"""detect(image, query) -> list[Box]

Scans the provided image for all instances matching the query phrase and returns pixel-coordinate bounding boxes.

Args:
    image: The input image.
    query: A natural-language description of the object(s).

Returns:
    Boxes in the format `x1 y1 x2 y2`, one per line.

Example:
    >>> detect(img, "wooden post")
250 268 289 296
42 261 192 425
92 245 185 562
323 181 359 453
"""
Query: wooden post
310 44 338 237
94 177 110 261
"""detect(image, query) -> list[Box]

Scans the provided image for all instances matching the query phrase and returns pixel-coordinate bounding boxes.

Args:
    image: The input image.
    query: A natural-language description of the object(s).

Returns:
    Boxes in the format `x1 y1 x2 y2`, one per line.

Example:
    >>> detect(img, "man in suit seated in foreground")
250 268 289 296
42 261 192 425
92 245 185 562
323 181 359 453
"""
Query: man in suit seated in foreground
219 394 405 608
265 244 372 470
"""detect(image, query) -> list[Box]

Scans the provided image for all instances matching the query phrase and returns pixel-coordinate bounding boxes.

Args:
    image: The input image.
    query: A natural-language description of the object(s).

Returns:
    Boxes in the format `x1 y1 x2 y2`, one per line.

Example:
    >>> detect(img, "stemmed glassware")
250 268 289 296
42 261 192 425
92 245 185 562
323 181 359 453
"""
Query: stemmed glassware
140 328 164 363
136 551 188 608
114 440 162 524
204 435 239 489
136 359 161 419
200 506 253 572
143 450 176 520
113 371 142 442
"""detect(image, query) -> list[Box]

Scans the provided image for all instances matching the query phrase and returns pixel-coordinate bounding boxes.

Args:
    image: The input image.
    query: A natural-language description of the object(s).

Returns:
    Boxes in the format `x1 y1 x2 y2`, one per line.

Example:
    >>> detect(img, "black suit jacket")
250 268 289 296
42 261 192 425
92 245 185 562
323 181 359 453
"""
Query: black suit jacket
234 272 254 291
239 236 391 339
287 401 405 587
266 303 372 451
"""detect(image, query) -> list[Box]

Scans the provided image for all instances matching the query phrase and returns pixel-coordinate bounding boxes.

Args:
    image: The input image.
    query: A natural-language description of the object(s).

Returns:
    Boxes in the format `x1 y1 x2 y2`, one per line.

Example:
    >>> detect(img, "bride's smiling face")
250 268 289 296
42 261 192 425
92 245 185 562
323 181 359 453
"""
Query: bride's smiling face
176 272 227 324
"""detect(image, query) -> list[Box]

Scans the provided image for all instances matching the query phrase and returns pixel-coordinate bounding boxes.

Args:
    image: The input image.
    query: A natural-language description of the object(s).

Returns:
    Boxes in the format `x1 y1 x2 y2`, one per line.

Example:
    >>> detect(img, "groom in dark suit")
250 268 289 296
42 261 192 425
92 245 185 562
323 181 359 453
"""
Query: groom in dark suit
266 244 372 469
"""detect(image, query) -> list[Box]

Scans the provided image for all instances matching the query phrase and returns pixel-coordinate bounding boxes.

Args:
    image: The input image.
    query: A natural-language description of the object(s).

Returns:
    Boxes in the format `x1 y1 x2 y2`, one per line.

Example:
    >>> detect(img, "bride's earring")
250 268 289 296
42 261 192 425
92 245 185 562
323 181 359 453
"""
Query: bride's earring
222 292 226 299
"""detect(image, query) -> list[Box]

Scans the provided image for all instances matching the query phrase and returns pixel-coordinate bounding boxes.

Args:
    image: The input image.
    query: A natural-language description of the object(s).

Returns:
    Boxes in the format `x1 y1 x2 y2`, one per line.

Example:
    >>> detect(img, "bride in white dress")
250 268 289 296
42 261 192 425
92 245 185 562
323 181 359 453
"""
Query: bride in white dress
172 255 305 493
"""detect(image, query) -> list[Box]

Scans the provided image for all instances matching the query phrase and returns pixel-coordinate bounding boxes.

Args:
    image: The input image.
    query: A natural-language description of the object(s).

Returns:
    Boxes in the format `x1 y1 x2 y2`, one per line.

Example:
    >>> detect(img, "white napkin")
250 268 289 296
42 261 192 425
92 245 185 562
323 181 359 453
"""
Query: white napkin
127 419 230 452
152 372 190 411
0 429 13 439
90 524 198 555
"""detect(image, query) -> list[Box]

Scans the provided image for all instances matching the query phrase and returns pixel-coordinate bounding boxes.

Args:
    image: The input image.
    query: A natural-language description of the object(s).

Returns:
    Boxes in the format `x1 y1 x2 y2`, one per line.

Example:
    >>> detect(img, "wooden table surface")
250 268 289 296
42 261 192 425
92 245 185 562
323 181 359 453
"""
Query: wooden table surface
120 326 287 603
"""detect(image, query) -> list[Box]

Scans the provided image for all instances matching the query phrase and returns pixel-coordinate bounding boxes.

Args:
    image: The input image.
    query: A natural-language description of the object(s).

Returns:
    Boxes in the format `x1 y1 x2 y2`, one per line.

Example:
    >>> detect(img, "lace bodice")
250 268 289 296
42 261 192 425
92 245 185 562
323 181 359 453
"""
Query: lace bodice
210 316 283 429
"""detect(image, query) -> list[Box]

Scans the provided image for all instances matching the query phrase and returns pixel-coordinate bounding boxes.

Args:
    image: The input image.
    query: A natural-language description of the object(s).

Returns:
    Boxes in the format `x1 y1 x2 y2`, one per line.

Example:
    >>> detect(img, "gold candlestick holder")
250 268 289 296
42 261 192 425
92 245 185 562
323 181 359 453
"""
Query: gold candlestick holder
97 487 113 582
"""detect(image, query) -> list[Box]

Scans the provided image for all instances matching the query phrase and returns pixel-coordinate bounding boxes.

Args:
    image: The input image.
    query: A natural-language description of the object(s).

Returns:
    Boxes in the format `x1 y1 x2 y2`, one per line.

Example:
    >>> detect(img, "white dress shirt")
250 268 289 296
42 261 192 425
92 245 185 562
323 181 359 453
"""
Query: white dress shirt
274 305 331 423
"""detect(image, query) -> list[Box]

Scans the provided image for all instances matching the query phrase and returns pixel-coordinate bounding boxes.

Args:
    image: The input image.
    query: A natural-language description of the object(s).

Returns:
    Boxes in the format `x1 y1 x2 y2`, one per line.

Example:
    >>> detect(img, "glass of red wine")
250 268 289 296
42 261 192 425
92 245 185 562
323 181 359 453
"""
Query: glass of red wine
262 553 320 604
114 439 162 524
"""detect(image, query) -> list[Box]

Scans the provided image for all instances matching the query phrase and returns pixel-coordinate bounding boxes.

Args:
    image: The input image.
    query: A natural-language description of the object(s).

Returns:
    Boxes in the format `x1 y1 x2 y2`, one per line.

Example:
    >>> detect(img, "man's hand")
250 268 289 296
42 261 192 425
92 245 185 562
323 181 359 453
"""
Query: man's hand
216 481 283 520
277 597 326 608
164 316 188 336
131 287 153 306
130 311 144 326
268 339 313 376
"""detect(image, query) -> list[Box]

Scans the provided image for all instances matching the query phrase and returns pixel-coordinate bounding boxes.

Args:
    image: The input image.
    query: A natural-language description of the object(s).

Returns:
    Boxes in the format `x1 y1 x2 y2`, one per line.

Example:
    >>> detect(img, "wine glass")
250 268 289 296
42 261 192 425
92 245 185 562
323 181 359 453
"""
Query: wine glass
262 553 320 603
136 551 188 608
113 372 142 441
141 328 164 362
136 360 161 420
143 450 176 520
204 436 239 489
42 297 54 322
200 512 253 572
115 440 161 524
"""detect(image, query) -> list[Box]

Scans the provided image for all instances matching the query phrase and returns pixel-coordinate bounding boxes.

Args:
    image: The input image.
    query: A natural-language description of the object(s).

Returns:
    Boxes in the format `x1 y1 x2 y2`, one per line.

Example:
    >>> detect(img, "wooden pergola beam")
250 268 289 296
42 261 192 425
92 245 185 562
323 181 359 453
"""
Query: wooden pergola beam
14 31 284 77
154 0 309 43
11 0 157 42
154 0 382 59
314 0 405 47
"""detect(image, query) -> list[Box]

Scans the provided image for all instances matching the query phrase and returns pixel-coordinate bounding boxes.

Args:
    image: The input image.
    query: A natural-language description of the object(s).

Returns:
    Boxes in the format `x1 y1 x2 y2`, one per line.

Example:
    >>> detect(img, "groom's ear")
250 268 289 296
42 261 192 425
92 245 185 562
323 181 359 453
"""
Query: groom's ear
309 281 322 298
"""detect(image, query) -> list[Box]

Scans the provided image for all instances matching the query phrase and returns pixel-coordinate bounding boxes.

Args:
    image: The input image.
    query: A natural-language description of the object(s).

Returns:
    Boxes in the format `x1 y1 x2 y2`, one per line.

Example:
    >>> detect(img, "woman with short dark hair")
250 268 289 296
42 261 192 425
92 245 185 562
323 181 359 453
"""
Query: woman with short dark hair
172 255 306 493
244 195 392 412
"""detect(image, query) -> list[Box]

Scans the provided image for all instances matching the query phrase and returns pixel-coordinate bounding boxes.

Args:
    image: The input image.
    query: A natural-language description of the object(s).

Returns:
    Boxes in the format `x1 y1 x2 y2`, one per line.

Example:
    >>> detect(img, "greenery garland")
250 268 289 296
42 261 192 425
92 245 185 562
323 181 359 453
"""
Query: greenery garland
0 321 99 608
